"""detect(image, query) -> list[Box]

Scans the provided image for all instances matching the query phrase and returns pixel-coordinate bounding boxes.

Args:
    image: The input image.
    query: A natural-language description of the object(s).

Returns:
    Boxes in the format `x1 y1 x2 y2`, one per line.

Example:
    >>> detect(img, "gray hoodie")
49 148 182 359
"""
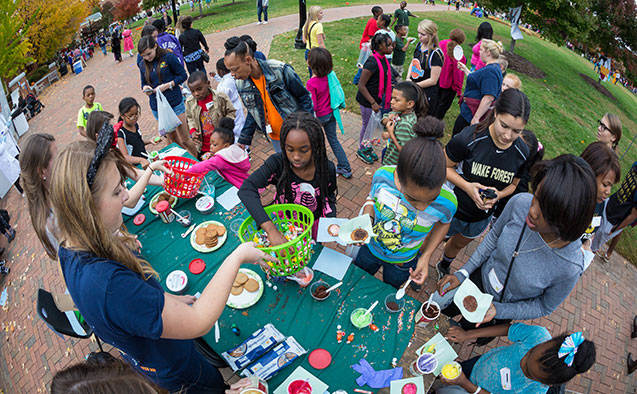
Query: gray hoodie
455 193 584 320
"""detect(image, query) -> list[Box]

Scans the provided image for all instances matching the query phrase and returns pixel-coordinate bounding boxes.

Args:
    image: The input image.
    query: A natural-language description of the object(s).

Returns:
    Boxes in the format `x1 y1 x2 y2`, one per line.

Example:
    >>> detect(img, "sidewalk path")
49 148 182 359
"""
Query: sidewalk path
0 3 634 393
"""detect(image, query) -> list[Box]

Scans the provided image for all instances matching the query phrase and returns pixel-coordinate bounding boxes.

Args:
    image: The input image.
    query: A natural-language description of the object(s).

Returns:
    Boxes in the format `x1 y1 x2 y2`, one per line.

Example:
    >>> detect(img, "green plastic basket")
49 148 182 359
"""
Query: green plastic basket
238 204 315 276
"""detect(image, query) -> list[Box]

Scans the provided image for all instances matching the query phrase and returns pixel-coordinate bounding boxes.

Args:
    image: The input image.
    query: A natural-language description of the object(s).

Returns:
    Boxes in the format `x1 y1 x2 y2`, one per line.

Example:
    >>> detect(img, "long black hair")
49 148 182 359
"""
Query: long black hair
476 88 531 134
536 333 596 385
276 112 333 217
394 81 428 118
530 154 597 241
475 21 493 42
396 116 446 190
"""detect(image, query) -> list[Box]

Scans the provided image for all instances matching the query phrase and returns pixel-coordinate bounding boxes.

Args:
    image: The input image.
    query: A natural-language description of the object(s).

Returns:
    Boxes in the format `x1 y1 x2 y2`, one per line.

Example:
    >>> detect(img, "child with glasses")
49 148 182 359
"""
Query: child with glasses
115 97 149 167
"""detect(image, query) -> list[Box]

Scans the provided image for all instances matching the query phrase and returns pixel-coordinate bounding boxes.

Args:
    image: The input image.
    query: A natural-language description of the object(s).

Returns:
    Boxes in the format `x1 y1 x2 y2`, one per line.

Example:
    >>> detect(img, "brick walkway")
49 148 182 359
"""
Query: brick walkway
1 3 635 393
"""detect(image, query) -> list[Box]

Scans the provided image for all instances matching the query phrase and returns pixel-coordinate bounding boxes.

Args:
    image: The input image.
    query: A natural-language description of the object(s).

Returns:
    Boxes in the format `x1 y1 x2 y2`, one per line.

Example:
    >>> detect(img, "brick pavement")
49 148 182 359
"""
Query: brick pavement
1 3 635 393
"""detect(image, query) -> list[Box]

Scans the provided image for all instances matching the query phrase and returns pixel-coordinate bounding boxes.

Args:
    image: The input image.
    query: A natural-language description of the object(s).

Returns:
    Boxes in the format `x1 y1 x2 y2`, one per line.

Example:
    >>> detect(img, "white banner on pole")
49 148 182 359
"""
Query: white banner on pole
509 6 524 41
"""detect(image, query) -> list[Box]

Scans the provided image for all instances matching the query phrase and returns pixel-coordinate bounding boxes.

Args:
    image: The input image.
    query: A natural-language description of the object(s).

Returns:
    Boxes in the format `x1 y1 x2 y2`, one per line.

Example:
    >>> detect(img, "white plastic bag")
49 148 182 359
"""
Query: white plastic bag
360 110 383 148
156 88 182 136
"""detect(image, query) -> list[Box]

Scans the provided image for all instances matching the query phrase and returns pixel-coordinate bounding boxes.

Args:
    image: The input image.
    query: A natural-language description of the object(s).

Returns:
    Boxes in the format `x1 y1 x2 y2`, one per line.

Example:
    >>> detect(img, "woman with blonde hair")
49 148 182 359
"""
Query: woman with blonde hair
596 113 622 152
408 19 443 116
303 5 326 77
51 133 275 392
452 39 504 135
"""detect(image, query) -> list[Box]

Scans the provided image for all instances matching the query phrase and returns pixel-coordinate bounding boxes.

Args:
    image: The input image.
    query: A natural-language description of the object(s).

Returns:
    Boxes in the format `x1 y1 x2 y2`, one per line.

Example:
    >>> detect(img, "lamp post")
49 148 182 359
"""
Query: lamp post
294 0 306 49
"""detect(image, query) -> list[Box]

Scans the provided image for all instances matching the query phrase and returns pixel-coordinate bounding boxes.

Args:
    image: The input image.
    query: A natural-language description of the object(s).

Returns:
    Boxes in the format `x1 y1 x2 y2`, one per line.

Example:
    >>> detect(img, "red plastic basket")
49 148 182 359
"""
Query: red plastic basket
162 156 204 198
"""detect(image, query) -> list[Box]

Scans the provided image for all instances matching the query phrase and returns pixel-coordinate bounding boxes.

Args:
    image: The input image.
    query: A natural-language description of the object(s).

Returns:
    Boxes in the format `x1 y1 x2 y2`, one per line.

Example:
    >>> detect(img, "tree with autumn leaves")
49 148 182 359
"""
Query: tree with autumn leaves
0 0 35 79
113 0 141 23
17 0 89 64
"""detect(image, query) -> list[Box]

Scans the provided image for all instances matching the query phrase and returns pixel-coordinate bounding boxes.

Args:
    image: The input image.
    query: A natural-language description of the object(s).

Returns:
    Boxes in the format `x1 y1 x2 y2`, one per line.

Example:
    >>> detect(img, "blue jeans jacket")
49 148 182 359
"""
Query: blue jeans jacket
236 58 313 146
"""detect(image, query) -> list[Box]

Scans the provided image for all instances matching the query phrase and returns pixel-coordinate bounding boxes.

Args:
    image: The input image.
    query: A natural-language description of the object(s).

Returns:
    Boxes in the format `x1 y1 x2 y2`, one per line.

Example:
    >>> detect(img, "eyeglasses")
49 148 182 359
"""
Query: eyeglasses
598 120 611 132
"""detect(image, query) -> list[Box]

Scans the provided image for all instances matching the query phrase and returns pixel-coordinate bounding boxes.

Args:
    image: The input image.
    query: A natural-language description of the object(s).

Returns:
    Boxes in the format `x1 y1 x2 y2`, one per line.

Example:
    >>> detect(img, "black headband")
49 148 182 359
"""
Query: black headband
86 123 114 187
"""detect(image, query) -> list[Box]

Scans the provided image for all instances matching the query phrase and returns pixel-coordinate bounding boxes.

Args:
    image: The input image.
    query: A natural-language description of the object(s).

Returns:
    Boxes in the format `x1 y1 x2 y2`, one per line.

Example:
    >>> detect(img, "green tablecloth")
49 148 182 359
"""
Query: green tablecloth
123 146 418 391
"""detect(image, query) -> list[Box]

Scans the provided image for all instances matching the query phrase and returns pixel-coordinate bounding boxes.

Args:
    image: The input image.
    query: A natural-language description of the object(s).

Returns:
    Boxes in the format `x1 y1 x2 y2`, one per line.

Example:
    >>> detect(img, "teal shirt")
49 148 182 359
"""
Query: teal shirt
471 323 551 394
367 166 457 263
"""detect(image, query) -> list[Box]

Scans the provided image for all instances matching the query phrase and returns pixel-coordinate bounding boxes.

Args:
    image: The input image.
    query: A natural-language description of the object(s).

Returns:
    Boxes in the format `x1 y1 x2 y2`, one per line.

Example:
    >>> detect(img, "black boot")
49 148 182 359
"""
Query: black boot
628 353 637 375
632 316 637 339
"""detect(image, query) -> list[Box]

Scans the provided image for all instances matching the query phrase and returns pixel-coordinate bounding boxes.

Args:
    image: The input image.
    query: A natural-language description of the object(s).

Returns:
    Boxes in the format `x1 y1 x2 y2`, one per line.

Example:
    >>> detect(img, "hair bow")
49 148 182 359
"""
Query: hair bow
558 332 584 367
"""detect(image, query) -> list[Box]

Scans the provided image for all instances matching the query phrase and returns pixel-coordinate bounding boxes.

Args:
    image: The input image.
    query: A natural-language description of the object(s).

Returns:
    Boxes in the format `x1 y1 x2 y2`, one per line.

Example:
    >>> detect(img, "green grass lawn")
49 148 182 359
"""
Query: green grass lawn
269 11 637 263
130 0 386 33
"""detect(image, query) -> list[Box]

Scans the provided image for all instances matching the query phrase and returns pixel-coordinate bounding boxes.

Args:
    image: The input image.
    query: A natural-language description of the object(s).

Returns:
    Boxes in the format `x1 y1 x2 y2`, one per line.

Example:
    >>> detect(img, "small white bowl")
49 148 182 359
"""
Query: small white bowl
196 195 215 215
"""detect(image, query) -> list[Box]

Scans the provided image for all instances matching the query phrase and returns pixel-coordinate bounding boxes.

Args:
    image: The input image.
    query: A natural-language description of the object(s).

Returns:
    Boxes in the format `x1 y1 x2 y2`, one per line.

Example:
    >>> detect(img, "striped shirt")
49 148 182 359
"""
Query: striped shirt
368 166 457 263
382 112 417 166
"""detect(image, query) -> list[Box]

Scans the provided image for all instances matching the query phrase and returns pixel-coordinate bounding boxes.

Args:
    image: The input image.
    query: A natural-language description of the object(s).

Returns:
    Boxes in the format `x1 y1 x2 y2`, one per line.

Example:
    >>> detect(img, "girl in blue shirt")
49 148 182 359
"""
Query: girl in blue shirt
437 323 596 394
354 116 457 288
137 35 198 159
50 136 274 393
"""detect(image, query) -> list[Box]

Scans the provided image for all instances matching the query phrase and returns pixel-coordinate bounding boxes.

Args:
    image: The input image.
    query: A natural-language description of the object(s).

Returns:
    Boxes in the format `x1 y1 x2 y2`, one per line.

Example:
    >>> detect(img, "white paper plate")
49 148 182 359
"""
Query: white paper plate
190 221 228 253
338 214 374 245
453 278 494 323
226 268 264 309
148 191 178 215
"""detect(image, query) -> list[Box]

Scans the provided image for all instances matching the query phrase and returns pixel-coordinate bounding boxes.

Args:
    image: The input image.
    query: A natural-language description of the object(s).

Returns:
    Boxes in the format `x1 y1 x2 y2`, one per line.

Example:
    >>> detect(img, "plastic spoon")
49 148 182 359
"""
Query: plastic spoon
171 209 191 226
395 278 412 300
426 292 434 309
364 300 379 317
325 281 343 294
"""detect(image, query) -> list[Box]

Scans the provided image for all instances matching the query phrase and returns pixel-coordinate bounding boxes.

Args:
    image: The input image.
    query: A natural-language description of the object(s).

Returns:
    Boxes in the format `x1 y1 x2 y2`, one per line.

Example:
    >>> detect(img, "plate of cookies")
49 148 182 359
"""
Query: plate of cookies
227 268 264 309
338 214 374 245
190 221 228 253
149 191 178 215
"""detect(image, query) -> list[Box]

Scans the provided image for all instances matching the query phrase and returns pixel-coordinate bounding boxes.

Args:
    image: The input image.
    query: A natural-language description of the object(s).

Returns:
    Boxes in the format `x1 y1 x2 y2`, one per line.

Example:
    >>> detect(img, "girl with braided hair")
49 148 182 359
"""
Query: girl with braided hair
239 111 337 246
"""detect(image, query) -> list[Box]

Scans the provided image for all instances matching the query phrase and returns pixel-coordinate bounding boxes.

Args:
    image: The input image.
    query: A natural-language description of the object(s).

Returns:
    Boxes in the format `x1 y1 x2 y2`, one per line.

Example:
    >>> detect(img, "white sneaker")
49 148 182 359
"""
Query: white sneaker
257 21 262 25
263 21 268 24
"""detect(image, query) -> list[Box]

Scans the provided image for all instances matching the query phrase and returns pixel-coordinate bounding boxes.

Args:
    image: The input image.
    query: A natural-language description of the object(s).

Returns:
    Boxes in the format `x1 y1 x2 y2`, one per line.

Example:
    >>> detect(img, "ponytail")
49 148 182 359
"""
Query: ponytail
446 28 466 59
396 116 446 189
537 333 596 385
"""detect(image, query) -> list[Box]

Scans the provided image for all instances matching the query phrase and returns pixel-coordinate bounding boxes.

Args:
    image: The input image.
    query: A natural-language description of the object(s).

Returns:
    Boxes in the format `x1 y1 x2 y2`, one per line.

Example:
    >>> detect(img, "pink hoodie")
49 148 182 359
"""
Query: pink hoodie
471 40 486 70
186 145 250 189
438 39 467 96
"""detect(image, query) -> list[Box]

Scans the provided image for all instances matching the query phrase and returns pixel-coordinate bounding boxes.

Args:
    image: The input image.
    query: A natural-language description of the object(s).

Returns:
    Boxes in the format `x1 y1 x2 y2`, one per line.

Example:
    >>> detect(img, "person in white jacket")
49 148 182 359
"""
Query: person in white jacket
211 58 247 143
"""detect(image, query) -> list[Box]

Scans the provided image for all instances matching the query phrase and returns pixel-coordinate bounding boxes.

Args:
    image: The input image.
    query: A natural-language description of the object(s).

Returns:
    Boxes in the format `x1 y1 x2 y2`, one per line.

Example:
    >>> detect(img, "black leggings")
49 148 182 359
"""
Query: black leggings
434 87 457 120
186 59 206 75
452 113 471 136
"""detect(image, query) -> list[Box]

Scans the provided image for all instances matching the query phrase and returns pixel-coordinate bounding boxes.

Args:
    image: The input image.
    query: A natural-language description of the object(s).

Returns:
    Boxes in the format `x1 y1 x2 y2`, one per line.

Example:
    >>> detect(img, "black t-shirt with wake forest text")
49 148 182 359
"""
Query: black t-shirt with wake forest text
446 124 529 222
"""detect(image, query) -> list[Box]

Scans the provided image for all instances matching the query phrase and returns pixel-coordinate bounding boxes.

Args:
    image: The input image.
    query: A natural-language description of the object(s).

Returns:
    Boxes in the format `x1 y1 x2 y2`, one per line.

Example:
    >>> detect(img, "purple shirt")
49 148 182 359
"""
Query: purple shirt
306 76 332 117
157 32 184 65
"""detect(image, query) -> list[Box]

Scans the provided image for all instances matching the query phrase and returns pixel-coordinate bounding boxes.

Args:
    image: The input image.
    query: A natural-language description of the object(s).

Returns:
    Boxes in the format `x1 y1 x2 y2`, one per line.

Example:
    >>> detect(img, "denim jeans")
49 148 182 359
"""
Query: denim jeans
271 138 281 153
354 244 419 288
305 49 313 78
257 5 268 21
317 112 351 172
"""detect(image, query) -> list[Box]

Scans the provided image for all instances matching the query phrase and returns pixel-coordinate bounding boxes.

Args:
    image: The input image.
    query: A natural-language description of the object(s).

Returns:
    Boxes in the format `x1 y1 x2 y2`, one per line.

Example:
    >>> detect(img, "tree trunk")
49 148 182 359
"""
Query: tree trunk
198 0 203 16
510 38 516 53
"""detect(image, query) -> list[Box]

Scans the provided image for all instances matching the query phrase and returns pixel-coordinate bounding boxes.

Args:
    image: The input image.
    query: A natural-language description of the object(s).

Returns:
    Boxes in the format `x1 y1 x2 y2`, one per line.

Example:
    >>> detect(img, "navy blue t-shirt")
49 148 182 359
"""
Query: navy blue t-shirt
58 247 200 390
138 51 187 112
460 63 502 122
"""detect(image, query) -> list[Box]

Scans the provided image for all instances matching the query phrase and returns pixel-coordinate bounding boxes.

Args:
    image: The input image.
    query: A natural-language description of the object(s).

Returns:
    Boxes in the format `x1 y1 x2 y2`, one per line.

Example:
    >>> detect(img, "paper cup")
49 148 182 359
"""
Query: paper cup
239 376 268 394
350 308 373 329
408 353 438 375
415 301 440 328
441 361 462 381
